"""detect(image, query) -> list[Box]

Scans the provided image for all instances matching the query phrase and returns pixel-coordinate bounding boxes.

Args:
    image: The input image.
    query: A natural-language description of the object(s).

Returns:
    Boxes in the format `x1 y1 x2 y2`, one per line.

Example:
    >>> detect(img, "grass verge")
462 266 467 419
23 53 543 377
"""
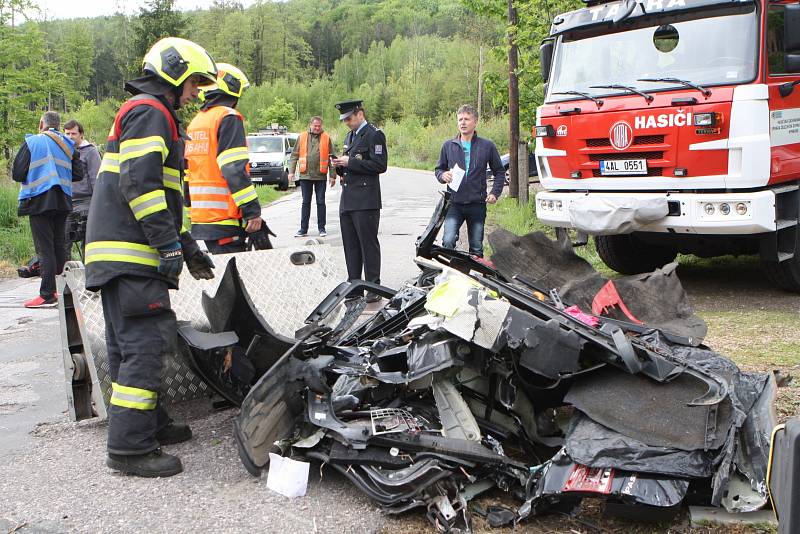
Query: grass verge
0 181 35 272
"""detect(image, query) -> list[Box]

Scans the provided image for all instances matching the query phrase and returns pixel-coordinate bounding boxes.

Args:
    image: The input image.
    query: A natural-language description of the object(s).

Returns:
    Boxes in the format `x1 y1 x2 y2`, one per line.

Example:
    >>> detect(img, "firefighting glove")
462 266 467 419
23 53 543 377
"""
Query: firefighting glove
157 242 184 278
180 232 215 280
248 221 276 251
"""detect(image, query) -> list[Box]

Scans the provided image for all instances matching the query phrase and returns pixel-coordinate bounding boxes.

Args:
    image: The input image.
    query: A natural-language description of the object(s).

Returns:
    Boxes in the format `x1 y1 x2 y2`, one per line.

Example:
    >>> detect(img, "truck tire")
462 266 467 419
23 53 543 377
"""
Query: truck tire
762 257 800 292
595 234 677 275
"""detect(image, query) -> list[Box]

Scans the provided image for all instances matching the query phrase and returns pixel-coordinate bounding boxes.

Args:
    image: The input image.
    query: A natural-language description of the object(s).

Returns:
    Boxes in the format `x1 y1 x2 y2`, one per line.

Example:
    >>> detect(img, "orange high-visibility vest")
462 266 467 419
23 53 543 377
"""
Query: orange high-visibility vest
297 131 330 174
185 106 246 225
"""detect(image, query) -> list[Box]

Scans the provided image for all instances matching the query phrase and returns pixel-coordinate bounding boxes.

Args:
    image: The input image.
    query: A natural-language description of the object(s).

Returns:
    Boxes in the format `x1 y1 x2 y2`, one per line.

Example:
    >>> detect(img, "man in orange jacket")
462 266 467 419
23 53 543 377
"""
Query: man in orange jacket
288 116 336 237
186 63 267 253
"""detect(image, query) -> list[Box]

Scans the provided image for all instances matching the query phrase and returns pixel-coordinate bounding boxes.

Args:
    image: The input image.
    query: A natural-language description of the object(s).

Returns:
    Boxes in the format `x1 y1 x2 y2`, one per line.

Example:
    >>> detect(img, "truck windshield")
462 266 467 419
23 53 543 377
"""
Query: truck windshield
246 137 284 153
547 7 758 103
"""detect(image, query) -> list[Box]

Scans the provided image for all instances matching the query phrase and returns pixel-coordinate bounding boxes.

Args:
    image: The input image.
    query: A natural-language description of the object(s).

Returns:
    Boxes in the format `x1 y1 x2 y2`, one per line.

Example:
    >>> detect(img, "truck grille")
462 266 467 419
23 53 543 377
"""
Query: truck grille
585 135 664 147
589 151 664 161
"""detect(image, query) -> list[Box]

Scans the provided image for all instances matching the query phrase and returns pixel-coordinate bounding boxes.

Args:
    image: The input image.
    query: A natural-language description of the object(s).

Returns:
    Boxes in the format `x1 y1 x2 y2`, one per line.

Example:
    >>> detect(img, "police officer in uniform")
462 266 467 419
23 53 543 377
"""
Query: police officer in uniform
186 63 270 254
84 37 217 477
331 100 387 302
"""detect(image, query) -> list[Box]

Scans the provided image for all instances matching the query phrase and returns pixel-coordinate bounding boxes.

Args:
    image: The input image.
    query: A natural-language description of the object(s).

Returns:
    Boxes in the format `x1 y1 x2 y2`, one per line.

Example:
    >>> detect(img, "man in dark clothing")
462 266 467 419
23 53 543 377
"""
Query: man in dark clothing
331 100 388 303
64 119 101 259
289 116 336 237
12 111 85 308
84 37 217 478
434 104 504 257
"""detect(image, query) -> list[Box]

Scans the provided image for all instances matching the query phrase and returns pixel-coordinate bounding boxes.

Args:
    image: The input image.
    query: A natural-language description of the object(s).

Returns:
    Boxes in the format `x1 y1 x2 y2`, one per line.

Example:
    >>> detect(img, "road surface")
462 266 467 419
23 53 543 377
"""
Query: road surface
0 167 445 534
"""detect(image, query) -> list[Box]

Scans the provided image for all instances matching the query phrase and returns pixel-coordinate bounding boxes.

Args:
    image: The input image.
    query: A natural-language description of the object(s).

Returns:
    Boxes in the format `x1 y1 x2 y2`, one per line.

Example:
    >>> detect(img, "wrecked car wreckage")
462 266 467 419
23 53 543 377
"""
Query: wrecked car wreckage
59 193 778 532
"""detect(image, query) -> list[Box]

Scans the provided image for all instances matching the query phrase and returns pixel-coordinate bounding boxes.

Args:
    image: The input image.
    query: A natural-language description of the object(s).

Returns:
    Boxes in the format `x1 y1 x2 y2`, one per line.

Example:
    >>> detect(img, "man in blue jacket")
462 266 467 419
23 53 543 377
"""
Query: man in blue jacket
12 111 84 308
434 104 504 257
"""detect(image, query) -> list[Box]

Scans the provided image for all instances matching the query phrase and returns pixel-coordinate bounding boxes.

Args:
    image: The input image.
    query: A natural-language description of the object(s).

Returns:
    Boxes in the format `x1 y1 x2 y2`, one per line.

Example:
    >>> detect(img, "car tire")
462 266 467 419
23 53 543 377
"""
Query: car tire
595 234 677 275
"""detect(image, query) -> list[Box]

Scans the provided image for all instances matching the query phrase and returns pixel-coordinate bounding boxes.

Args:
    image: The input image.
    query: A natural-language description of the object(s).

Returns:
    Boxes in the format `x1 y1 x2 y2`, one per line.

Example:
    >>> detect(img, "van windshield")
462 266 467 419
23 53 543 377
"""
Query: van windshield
547 7 758 102
246 137 284 153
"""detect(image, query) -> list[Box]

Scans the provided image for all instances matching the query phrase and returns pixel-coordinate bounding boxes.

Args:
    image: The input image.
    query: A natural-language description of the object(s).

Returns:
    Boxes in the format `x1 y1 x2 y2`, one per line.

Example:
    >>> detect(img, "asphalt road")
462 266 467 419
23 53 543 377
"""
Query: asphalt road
0 166 444 534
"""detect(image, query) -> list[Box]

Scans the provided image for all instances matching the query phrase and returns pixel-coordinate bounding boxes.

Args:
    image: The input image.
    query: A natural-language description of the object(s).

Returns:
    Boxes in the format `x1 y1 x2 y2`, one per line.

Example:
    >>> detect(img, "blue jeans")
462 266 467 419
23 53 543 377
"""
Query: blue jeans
298 179 327 233
442 202 487 257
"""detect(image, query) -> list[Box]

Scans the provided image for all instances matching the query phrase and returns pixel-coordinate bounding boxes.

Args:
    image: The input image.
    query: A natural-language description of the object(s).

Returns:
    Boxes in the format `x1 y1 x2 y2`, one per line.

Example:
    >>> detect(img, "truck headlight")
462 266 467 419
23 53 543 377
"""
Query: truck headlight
704 203 715 215
719 203 730 216
693 113 717 127
736 202 748 215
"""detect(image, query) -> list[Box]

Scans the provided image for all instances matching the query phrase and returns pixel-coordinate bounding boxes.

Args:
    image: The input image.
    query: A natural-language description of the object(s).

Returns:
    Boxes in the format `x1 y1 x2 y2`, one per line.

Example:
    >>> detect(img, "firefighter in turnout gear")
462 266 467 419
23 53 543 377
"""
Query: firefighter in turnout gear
186 63 267 253
84 37 218 478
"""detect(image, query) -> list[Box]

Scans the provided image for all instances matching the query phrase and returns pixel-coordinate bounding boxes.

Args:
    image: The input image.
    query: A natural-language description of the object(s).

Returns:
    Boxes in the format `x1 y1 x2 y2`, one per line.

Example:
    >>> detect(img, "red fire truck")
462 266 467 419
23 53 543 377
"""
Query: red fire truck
534 0 800 291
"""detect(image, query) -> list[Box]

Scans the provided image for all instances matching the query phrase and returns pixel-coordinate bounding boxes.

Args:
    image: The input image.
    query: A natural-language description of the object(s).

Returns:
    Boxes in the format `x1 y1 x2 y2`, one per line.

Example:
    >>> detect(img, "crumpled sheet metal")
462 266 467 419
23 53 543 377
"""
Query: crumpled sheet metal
62 245 344 410
487 229 707 343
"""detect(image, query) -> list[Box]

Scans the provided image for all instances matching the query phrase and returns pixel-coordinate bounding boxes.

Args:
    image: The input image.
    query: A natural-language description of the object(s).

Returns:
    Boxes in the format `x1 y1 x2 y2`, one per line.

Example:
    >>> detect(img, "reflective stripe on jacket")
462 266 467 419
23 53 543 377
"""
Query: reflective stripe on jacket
185 106 256 232
297 131 330 174
84 94 185 291
19 130 75 201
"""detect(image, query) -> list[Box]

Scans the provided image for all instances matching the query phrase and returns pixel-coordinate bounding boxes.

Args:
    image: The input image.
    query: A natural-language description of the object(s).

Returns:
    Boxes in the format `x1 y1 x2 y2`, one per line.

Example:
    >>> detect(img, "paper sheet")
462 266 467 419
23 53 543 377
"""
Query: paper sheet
267 453 310 498
449 164 465 192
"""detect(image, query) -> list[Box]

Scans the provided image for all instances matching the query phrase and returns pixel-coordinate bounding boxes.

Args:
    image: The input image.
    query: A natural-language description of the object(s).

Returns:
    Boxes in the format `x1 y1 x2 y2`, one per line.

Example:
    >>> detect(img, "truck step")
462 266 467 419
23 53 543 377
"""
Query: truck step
776 219 797 230
778 252 794 262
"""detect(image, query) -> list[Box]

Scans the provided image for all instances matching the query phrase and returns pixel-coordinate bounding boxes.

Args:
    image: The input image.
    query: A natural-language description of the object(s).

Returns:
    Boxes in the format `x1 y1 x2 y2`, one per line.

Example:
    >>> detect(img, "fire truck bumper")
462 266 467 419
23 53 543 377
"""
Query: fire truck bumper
535 190 778 235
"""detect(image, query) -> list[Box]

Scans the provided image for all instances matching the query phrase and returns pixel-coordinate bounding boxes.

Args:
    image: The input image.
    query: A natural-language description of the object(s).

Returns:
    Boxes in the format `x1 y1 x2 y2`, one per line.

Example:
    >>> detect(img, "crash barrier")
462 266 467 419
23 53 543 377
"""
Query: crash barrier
57 245 345 422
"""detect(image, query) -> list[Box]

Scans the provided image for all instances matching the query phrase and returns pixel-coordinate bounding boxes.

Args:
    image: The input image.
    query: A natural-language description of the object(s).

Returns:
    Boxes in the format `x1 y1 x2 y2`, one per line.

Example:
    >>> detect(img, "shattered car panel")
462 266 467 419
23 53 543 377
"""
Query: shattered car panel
226 208 775 532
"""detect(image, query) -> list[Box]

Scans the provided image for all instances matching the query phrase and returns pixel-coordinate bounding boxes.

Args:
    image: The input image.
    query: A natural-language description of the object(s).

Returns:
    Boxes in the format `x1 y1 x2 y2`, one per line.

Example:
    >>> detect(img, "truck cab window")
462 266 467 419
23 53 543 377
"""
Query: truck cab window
767 6 786 74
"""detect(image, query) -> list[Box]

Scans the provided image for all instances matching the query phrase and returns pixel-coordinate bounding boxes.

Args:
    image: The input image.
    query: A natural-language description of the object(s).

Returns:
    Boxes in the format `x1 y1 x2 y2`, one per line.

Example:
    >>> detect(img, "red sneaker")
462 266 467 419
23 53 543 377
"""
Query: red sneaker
24 295 58 308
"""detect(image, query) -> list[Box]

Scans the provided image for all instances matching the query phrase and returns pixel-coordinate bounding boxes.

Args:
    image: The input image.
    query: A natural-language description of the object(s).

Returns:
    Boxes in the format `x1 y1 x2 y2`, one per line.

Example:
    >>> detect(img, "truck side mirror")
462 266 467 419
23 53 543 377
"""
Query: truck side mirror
781 4 800 86
784 4 800 54
540 39 555 84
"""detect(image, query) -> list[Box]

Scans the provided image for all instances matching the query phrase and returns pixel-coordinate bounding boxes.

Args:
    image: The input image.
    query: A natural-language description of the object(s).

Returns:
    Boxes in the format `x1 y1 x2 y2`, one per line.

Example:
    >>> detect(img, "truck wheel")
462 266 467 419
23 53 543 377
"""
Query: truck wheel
762 257 800 292
595 234 677 275
277 173 289 191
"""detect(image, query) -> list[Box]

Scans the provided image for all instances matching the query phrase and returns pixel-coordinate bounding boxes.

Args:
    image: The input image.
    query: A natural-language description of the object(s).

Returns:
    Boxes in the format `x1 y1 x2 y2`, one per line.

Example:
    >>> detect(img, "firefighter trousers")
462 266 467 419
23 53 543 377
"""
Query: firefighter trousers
101 275 175 455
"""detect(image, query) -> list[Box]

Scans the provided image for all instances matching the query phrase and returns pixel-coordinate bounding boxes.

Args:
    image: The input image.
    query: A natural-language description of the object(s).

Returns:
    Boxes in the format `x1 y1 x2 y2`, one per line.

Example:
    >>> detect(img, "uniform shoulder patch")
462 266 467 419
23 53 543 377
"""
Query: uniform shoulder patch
374 145 383 154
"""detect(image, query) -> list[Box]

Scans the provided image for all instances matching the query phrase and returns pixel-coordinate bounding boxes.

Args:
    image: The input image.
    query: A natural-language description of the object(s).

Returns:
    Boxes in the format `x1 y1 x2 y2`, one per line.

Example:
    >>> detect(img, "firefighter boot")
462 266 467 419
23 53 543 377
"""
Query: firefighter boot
106 448 183 477
156 422 192 445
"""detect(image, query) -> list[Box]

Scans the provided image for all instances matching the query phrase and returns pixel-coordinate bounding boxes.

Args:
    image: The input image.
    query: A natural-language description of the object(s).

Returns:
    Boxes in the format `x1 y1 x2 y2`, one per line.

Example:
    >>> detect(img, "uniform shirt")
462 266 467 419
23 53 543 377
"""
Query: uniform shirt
460 140 471 177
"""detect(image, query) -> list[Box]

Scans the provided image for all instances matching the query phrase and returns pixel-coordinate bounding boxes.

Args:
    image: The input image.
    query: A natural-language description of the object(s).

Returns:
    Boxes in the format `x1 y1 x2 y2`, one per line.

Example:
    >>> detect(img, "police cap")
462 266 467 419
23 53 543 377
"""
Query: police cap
335 99 363 120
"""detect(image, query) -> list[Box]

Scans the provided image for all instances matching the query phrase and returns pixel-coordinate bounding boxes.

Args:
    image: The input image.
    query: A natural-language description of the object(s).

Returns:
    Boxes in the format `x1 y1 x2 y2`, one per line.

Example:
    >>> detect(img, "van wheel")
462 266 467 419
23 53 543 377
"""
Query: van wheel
277 173 289 191
595 234 677 275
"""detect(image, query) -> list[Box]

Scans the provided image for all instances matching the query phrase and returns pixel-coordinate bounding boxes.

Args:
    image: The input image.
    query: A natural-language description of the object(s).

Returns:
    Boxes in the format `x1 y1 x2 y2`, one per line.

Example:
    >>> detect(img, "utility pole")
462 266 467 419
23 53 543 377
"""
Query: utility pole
507 0 520 199
477 45 484 118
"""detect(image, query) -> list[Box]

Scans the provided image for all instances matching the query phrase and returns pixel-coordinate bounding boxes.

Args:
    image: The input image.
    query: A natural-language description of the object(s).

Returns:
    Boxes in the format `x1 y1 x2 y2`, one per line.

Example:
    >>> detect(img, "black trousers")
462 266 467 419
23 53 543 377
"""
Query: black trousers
29 211 68 299
340 209 381 291
102 276 175 455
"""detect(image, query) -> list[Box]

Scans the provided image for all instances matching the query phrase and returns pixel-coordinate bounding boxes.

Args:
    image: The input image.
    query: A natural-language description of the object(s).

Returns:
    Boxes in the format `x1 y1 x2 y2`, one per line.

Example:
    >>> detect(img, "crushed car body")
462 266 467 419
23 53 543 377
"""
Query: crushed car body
58 193 779 532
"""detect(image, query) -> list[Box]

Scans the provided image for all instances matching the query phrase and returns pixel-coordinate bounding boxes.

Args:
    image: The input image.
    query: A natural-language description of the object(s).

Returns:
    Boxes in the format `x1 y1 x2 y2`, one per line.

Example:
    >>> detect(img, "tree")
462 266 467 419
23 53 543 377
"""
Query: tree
130 0 186 78
0 2 57 163
256 97 295 128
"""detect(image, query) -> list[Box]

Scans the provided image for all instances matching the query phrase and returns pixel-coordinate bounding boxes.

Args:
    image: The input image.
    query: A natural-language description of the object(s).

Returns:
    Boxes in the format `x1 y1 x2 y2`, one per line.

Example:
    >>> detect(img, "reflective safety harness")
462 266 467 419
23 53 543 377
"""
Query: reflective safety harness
297 131 330 174
19 130 75 201
185 106 255 227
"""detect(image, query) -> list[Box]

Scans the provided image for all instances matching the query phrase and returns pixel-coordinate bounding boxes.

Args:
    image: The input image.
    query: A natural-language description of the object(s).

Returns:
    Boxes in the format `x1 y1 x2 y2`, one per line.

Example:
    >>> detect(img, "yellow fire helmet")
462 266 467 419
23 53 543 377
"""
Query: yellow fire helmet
209 63 251 99
142 37 217 88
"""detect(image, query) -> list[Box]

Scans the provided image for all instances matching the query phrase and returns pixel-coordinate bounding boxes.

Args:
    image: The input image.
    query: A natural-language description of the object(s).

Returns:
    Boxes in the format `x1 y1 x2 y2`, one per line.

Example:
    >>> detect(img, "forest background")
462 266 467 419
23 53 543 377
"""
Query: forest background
0 0 580 263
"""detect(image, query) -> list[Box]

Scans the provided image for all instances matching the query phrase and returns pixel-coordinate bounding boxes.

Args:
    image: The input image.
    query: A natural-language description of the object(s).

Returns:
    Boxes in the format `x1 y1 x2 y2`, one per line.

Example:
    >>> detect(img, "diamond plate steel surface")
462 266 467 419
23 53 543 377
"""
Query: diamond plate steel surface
62 245 344 411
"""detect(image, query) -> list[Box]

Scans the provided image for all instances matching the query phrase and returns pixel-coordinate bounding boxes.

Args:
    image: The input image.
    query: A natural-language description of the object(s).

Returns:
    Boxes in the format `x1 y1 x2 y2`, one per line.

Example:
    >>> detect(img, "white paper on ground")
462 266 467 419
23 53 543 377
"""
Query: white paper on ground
266 453 310 498
449 164 465 192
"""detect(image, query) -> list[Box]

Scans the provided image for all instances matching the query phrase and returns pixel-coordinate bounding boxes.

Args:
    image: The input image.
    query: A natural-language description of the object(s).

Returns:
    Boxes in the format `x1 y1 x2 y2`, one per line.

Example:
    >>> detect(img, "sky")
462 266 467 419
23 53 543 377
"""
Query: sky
31 0 260 21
